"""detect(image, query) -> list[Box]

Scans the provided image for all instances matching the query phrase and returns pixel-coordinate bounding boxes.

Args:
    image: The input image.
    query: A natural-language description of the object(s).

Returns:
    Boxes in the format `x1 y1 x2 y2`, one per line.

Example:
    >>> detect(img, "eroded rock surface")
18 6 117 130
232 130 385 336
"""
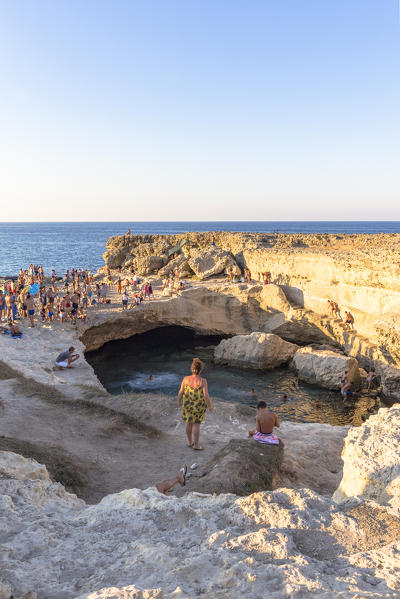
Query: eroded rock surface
333 405 400 512
194 438 284 495
214 332 298 369
2 451 400 599
293 346 360 390
101 231 400 381
188 247 240 280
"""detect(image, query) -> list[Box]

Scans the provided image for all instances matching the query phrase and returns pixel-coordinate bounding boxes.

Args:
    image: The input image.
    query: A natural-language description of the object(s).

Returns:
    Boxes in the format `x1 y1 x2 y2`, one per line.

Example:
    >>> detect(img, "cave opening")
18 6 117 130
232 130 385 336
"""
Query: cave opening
85 325 379 426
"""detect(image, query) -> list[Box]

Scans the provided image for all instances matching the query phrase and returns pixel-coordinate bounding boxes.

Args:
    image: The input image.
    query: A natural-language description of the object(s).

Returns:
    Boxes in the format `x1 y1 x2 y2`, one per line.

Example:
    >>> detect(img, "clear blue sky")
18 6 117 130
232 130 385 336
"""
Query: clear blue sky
0 0 399 221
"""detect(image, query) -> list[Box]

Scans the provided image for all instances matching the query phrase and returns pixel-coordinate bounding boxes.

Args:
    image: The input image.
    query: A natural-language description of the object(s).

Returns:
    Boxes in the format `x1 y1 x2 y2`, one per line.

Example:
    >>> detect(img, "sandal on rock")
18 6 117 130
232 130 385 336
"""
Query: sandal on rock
193 446 204 451
187 442 194 447
179 464 188 486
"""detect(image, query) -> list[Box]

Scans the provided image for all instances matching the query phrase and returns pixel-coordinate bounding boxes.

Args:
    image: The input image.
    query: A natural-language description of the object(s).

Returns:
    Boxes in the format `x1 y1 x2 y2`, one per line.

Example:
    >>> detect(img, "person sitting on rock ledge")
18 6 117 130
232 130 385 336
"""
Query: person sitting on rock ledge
249 401 280 445
55 346 80 369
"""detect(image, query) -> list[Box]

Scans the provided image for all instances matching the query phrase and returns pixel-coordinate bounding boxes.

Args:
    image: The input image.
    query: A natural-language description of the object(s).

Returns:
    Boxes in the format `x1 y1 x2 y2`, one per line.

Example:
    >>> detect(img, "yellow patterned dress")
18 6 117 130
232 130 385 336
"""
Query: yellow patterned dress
181 384 207 424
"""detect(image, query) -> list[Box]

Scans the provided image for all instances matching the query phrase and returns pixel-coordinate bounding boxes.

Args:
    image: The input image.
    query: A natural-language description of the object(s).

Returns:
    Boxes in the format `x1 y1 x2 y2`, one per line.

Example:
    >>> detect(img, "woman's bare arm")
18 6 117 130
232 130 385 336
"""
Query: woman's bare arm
202 379 213 411
177 378 186 407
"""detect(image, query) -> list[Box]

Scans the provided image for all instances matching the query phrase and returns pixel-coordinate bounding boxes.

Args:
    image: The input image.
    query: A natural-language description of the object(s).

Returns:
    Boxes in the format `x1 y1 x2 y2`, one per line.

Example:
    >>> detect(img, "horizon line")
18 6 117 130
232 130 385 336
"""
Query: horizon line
1 220 400 224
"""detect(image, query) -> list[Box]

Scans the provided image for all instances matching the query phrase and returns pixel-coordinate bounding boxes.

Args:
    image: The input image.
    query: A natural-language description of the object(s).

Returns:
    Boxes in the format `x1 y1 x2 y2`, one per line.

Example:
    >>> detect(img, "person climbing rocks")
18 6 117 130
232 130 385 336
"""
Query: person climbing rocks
344 311 354 330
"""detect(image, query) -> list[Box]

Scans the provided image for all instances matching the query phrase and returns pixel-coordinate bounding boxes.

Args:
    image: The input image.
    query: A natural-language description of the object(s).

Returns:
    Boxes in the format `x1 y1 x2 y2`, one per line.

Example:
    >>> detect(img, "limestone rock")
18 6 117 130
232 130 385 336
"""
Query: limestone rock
194 438 283 495
188 247 240 280
132 255 166 276
214 332 298 369
333 406 400 513
0 451 50 483
258 284 292 314
0 580 12 599
2 451 400 598
158 255 194 278
75 586 163 599
376 363 400 400
292 346 360 390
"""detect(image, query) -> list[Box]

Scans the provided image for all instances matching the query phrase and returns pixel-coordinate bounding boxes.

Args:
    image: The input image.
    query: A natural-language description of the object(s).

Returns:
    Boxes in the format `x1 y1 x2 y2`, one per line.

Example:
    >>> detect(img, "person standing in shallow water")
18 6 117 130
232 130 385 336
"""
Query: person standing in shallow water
177 358 213 450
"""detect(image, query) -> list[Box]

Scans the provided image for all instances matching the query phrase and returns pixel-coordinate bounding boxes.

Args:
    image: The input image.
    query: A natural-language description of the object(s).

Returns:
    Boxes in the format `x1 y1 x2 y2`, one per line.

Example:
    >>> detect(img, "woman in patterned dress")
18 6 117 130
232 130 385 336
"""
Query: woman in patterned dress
177 358 213 450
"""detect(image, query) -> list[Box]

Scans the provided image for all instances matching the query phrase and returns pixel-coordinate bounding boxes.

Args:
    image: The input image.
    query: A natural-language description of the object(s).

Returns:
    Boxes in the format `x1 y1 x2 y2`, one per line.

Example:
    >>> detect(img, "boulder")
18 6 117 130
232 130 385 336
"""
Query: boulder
214 332 298 369
292 346 360 390
376 363 400 400
132 255 166 276
102 247 128 269
188 247 240 280
158 254 194 278
194 438 283 495
333 406 400 514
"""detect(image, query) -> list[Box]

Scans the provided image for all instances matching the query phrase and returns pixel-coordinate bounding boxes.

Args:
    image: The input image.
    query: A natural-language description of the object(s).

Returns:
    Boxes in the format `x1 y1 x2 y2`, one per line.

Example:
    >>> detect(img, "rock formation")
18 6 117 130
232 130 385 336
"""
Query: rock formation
3 231 400 597
192 438 283 495
100 231 400 399
188 247 240 279
214 332 298 369
292 346 360 390
333 405 400 513
2 450 400 599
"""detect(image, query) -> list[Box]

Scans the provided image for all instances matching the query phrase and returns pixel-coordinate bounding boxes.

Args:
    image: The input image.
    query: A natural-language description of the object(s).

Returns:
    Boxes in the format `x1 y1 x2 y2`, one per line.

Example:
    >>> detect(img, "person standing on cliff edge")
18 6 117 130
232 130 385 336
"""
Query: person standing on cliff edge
178 358 213 450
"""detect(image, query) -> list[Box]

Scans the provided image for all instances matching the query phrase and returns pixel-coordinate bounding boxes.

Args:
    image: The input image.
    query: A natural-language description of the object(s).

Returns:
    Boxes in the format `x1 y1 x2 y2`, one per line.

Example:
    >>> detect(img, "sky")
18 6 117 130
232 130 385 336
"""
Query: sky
0 0 399 221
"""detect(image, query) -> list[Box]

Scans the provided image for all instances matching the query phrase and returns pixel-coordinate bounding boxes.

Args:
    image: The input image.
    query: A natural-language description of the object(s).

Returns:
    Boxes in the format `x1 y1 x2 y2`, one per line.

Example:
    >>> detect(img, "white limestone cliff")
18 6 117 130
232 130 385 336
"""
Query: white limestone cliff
214 332 298 369
292 346 360 390
333 405 400 513
2 451 400 599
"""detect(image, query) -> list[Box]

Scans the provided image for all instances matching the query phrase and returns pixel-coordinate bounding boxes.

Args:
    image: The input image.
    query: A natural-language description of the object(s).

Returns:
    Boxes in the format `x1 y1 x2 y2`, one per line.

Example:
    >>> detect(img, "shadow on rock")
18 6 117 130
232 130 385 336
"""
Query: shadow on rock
193 438 284 496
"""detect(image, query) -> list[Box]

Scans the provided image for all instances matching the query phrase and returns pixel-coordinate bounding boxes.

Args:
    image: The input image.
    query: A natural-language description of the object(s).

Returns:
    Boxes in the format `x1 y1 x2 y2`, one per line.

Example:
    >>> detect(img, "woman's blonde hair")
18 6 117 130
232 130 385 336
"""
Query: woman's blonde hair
191 357 204 375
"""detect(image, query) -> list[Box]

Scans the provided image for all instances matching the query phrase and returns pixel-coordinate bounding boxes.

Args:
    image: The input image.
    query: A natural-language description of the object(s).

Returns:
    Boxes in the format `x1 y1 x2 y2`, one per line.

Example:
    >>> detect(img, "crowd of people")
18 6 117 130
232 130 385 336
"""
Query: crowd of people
0 266 95 328
0 263 170 327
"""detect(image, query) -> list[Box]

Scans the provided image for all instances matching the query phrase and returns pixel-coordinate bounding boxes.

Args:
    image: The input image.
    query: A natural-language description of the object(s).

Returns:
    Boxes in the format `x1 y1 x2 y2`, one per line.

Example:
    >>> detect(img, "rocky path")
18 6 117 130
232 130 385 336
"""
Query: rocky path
0 367 347 503
0 376 210 503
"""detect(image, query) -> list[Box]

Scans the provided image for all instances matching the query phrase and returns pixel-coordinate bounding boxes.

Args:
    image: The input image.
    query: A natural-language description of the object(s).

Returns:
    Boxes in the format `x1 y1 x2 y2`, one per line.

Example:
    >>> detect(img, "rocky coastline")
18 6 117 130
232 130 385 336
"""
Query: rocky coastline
1 230 400 598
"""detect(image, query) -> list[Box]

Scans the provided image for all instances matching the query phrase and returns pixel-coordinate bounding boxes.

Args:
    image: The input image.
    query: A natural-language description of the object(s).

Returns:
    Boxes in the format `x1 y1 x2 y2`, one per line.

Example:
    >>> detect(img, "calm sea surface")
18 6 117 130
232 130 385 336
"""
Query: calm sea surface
1 221 399 277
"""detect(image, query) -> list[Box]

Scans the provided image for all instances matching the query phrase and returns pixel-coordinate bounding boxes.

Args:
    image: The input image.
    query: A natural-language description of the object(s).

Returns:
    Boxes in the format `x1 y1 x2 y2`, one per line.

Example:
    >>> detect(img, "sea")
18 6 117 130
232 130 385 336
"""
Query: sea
1 221 399 277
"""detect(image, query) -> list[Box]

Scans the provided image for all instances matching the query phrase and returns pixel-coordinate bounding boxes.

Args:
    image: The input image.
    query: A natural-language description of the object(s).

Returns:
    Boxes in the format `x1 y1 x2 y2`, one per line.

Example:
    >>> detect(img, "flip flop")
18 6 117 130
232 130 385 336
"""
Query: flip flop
187 442 194 447
193 446 204 451
179 464 188 486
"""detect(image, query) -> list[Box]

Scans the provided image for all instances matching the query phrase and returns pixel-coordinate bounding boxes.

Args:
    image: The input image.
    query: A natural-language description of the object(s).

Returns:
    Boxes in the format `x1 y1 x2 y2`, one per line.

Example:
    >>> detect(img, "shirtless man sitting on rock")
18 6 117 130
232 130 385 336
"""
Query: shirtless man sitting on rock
249 401 280 444
55 346 80 369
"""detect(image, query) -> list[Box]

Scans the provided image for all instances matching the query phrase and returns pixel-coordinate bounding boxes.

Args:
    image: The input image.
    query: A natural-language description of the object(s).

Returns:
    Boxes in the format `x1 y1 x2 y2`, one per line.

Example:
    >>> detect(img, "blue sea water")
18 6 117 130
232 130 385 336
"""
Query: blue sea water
0 221 399 277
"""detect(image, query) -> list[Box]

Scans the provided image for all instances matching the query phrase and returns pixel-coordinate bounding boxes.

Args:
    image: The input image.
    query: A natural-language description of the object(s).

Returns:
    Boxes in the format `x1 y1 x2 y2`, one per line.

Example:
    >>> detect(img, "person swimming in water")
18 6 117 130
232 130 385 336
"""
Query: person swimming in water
340 371 353 398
